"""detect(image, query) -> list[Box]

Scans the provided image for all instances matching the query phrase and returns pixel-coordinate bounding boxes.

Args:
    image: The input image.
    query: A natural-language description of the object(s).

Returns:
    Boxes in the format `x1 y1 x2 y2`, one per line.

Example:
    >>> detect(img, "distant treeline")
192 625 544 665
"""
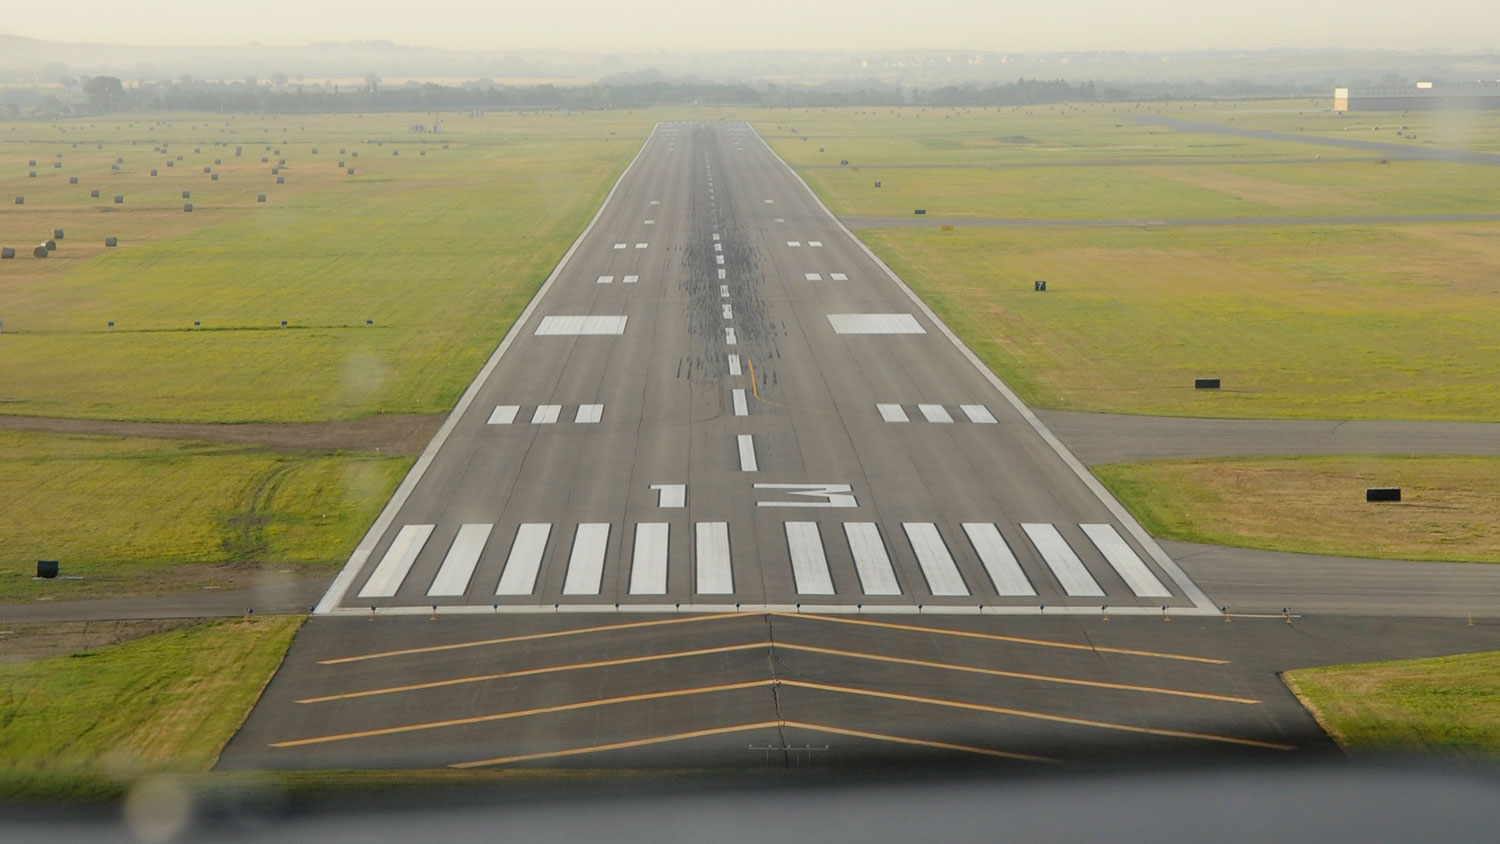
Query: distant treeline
7 76 1318 116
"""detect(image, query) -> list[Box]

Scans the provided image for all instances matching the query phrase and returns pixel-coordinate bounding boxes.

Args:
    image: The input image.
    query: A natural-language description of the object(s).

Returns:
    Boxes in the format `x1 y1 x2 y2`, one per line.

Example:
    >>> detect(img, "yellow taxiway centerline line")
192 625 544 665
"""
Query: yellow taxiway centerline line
779 680 1295 750
317 613 738 665
297 642 767 704
775 642 1259 704
271 680 775 748
779 612 1228 664
450 720 1054 768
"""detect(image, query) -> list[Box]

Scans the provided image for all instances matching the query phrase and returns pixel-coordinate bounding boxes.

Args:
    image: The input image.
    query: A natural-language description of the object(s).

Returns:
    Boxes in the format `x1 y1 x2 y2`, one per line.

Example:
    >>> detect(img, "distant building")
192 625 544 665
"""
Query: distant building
1334 81 1500 111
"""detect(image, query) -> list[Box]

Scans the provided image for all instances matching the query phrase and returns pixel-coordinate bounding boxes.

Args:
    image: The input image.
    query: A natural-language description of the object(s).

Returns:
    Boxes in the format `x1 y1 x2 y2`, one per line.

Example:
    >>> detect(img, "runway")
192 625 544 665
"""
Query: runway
313 121 1215 618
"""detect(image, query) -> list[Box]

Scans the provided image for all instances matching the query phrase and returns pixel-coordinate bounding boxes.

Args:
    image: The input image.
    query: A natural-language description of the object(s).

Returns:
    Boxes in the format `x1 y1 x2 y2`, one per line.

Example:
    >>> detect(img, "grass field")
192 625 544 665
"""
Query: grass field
1093 455 1500 563
1286 650 1500 757
858 224 1500 421
0 430 409 601
0 616 302 782
0 110 659 422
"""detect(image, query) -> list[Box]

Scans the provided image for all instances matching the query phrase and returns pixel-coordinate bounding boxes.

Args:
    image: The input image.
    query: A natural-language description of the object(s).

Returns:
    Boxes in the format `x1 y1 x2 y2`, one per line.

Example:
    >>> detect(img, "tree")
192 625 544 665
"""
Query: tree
82 75 124 111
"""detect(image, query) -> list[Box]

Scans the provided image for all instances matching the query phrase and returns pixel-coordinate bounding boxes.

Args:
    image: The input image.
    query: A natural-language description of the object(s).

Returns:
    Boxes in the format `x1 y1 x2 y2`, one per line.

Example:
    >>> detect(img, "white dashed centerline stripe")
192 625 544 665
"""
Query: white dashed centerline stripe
876 404 909 422
805 273 822 281
634 243 648 249
357 524 434 599
531 405 561 424
1081 524 1172 598
722 304 733 319
613 243 626 250
727 354 742 376
716 255 725 265
427 524 493 597
487 405 519 425
737 434 758 472
809 241 823 247
787 241 801 247
496 524 551 595
844 522 901 595
623 275 639 284
786 522 835 595
725 327 737 345
732 388 749 416
575 404 604 424
830 273 848 281
718 269 727 280
1022 523 1105 597
961 405 998 423
695 522 733 594
562 523 610 595
720 284 730 297
903 523 969 596
596 275 614 284
629 523 669 595
918 404 953 423
962 523 1036 597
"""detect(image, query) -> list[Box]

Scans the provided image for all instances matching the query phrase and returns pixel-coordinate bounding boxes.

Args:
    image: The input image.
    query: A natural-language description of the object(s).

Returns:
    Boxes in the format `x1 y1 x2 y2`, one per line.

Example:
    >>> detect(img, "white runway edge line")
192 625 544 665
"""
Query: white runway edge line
316 124 661 614
749 122 1217 615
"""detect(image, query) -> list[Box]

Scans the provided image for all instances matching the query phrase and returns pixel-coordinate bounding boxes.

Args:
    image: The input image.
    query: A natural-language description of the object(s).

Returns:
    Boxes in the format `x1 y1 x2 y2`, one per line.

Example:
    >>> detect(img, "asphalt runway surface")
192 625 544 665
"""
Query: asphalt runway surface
840 213 1500 228
220 122 1500 771
313 121 1212 619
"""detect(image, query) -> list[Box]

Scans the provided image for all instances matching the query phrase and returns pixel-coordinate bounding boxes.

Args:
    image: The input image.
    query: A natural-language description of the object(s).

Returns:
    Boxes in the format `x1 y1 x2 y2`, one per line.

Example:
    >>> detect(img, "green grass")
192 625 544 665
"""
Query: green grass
1093 455 1500 563
0 111 653 422
1285 651 1500 757
858 223 1500 420
0 616 303 778
0 430 410 601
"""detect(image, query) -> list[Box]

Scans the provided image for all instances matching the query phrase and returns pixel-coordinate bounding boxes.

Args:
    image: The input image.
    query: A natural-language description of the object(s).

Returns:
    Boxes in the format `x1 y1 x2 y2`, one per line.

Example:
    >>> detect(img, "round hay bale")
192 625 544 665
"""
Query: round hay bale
194 147 200 153
52 229 63 239
90 190 100 198
420 150 425 156
312 148 318 154
271 167 279 174
346 168 354 175
257 194 266 202
110 164 119 172
182 190 191 199
28 171 36 178
104 236 118 247
176 155 183 160
167 161 174 167
13 196 22 205
276 176 285 184
338 160 345 167
69 176 78 184
27 159 36 166
53 161 61 168
214 158 221 165
33 245 48 258
113 195 123 204
115 156 123 163
278 158 286 165
44 239 56 251
183 203 193 212
261 157 268 163
210 174 218 181
1 247 16 259
203 166 211 173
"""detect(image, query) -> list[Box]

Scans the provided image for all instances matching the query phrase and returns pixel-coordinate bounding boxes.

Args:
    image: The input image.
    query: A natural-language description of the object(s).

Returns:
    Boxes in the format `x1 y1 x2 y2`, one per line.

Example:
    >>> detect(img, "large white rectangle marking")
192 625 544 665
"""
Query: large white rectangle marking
877 404 909 422
827 314 925 335
596 275 614 284
737 434 758 472
727 354 742 376
695 522 733 594
961 404 998 424
903 523 969 596
1081 524 1172 598
532 405 561 424
809 241 823 247
613 243 626 250
830 273 848 281
496 523 551 595
1023 523 1105 597
634 243 648 249
623 275 639 284
358 524 434 598
787 241 801 247
487 405 519 425
785 522 835 595
962 523 1035 597
575 404 604 424
918 404 953 423
732 388 748 416
844 522 901 595
805 273 822 281
428 524 492 597
651 484 685 508
629 523 669 595
562 523 610 595
535 315 627 335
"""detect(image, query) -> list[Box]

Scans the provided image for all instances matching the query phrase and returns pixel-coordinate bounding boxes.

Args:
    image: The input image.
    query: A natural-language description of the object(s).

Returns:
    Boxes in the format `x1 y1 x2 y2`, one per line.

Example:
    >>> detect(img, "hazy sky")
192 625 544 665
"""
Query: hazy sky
13 0 1500 52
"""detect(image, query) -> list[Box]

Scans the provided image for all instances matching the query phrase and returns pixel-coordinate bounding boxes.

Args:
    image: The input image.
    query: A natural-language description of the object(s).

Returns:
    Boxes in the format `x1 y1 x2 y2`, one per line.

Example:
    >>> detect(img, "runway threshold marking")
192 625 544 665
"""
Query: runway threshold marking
316 614 741 665
775 613 1227 664
271 680 777 748
781 681 1295 750
450 720 1052 768
296 642 768 703
774 643 1259 704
